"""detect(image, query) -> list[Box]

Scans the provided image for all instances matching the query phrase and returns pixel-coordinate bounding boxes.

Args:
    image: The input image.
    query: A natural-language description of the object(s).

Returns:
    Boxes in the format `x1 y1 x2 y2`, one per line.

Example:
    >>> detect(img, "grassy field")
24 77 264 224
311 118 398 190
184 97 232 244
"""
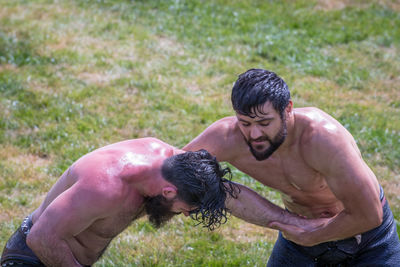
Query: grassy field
1 0 399 265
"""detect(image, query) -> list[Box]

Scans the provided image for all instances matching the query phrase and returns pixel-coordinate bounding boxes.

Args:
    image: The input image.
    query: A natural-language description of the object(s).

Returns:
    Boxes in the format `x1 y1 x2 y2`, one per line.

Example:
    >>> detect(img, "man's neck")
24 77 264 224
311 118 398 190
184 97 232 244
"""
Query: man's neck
128 160 166 197
273 111 297 155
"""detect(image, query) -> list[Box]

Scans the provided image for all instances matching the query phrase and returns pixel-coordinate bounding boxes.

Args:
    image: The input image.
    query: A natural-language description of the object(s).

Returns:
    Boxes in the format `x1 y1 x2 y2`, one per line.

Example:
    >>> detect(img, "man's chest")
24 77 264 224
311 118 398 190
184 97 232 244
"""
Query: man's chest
231 153 326 193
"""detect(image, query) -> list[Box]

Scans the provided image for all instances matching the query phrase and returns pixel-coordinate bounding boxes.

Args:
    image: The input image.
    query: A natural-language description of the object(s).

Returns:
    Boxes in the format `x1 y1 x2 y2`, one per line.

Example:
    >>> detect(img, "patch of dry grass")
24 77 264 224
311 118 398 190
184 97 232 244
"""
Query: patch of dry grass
1 0 399 265
316 0 400 11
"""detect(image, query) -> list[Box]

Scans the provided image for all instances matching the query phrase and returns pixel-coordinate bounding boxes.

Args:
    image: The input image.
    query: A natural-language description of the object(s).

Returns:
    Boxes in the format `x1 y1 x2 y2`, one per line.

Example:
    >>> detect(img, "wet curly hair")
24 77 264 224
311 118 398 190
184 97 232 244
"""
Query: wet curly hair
231 68 290 118
161 149 238 230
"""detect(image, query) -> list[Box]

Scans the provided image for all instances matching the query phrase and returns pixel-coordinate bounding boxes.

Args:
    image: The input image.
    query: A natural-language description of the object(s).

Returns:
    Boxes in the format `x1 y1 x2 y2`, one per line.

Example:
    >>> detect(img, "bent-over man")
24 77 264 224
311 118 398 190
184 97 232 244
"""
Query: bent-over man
184 69 400 266
1 137 237 267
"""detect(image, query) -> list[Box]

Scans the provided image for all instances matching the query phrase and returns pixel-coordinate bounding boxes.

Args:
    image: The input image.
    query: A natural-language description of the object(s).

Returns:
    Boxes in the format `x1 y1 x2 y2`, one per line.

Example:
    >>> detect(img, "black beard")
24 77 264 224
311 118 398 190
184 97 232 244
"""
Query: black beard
144 195 177 228
247 121 287 161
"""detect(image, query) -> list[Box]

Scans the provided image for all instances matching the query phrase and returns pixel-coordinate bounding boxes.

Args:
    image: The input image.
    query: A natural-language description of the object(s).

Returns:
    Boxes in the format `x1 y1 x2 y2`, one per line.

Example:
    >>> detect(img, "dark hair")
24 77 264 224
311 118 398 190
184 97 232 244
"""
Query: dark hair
231 69 290 117
161 149 237 230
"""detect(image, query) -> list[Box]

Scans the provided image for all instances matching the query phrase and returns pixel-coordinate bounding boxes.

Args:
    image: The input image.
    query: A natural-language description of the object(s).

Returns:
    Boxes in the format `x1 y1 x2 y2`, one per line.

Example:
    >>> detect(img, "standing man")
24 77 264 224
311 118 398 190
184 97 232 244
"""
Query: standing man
1 137 237 267
184 69 400 266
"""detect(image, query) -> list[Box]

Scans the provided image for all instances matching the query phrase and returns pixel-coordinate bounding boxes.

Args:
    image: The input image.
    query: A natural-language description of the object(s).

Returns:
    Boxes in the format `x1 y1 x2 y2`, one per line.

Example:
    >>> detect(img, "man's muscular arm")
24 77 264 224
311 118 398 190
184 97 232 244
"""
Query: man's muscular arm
270 126 382 246
183 117 237 162
226 182 326 230
27 231 82 267
27 182 113 267
185 119 325 230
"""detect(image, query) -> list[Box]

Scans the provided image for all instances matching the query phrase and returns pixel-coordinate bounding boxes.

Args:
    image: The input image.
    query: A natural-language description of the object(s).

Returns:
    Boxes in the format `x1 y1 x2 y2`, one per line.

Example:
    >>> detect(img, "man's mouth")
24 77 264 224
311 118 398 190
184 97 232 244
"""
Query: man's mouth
250 137 269 145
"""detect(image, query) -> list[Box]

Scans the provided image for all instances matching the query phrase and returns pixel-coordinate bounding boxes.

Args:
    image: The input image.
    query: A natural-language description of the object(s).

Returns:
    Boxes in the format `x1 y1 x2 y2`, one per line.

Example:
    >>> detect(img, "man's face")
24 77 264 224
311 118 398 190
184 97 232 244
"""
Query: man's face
144 195 196 228
170 199 197 217
236 101 287 161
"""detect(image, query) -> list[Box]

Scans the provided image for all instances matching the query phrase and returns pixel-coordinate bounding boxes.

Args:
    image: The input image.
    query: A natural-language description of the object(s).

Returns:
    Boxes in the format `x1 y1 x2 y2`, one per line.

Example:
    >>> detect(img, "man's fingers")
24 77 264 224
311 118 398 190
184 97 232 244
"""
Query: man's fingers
268 221 299 233
268 221 286 230
268 221 283 230
269 221 316 246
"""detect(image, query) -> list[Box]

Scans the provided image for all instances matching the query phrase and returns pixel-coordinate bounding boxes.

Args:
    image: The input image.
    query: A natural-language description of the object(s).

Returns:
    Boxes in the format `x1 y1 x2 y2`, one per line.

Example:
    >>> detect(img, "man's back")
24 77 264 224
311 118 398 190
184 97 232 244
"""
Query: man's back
2 137 236 267
29 138 173 265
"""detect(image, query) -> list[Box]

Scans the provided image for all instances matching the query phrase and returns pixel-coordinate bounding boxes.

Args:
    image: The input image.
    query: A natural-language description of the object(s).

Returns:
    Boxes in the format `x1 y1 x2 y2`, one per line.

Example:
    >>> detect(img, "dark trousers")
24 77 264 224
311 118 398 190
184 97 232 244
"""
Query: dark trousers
1 214 45 267
267 189 400 266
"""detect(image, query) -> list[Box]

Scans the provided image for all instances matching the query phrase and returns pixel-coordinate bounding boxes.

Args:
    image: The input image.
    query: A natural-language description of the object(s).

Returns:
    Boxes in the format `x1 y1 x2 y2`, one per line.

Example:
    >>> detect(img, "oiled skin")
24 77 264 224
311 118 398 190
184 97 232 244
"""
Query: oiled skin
27 138 191 266
184 103 382 246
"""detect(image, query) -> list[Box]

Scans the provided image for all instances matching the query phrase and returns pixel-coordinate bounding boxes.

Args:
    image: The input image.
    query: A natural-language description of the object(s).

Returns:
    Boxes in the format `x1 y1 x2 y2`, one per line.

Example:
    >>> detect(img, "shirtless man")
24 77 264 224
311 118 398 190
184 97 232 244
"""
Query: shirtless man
1 138 237 267
184 69 400 266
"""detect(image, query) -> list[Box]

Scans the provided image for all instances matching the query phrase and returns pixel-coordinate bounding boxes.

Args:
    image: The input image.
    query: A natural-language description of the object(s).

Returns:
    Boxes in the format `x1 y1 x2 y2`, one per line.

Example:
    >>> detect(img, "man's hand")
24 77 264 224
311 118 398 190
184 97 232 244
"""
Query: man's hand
268 217 330 247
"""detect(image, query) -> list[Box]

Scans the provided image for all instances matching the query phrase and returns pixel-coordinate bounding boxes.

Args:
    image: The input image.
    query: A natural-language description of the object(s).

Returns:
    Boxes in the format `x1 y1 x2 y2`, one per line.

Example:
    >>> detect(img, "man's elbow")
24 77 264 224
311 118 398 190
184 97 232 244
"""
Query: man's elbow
26 229 41 251
26 225 51 253
365 206 383 230
373 208 384 227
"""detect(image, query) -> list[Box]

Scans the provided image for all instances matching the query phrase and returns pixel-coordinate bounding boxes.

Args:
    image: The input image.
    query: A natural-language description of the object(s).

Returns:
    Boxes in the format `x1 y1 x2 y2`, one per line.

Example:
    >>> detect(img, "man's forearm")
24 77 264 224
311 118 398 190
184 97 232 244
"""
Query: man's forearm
27 233 83 267
269 205 383 247
300 209 381 246
225 183 312 227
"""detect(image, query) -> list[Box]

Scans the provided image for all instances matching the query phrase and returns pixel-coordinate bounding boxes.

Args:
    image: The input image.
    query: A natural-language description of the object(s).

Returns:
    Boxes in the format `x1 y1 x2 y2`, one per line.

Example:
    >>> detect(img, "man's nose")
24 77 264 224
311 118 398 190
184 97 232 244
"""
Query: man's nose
250 126 262 140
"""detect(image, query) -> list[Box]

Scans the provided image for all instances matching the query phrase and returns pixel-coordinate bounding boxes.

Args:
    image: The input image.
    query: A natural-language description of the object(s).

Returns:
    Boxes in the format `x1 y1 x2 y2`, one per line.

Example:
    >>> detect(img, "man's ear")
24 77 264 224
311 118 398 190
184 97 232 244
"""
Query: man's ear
284 100 293 121
286 100 293 113
162 186 177 200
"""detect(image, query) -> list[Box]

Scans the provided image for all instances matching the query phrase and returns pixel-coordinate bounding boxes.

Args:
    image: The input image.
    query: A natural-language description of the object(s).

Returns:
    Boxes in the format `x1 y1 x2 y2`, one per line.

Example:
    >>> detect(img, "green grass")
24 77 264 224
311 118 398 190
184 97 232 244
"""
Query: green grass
1 0 399 265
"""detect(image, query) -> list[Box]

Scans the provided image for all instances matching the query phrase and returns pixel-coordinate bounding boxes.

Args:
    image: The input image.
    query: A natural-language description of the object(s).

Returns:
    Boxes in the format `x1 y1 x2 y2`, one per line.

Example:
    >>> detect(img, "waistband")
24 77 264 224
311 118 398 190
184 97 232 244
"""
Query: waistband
288 185 393 260
20 214 91 267
1 214 44 266
379 184 385 204
20 214 34 236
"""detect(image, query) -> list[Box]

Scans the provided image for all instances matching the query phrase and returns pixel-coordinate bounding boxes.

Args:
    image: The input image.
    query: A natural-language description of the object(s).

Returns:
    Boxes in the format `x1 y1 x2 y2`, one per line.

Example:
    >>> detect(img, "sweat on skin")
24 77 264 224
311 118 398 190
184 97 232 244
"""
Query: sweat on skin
184 68 383 247
2 138 239 267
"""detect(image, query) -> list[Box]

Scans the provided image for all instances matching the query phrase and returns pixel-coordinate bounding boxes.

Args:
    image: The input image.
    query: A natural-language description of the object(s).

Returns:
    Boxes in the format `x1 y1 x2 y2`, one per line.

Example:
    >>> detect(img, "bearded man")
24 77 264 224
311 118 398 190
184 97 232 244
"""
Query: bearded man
1 138 236 267
184 69 400 266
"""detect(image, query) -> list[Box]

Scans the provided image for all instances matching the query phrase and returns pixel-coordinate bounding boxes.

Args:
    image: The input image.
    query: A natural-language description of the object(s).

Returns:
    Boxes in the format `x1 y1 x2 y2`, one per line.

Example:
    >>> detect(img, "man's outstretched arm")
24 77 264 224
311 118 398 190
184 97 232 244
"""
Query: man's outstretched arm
226 182 326 231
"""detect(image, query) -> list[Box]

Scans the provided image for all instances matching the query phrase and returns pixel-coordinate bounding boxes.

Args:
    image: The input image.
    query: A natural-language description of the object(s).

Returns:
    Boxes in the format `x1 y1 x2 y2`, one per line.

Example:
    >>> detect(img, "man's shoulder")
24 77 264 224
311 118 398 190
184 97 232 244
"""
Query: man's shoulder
295 107 352 159
184 116 245 161
78 138 172 162
210 116 238 129
295 107 345 139
109 137 171 150
294 107 330 124
205 116 243 144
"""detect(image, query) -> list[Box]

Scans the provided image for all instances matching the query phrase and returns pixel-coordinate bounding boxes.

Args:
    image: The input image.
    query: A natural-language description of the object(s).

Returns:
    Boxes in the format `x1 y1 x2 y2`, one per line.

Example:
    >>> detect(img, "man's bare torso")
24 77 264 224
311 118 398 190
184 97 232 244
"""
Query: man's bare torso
185 107 379 219
229 141 344 219
30 138 172 264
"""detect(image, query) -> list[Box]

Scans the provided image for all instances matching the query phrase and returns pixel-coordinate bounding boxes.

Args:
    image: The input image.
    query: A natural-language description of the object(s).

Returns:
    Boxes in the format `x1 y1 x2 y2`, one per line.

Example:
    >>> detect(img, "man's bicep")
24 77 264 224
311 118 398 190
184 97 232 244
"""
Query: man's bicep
33 184 106 238
183 134 213 152
308 136 380 211
302 136 383 241
184 123 231 161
